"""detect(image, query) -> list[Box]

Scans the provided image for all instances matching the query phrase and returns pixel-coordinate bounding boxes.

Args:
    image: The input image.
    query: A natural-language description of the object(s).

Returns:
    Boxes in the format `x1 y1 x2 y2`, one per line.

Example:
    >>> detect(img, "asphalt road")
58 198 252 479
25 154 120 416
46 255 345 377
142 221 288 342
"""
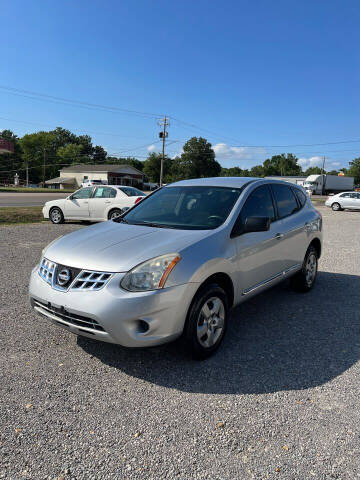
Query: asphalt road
0 192 69 207
0 206 359 479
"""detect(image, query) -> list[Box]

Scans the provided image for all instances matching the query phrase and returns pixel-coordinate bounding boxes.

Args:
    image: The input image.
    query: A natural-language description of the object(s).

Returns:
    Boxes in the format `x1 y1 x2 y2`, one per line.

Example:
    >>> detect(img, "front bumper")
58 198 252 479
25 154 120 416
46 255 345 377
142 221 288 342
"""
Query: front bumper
29 266 199 347
42 206 49 219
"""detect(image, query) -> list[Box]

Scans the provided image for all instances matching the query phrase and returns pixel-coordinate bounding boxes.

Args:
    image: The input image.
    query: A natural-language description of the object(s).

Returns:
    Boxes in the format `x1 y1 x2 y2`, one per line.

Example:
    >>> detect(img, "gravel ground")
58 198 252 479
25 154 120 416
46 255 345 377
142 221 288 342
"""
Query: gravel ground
1 207 359 479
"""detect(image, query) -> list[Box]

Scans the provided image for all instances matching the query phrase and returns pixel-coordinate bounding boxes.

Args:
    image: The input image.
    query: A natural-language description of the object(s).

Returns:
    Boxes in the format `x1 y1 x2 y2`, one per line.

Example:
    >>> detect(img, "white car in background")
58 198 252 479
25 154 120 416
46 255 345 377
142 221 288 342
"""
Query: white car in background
325 191 360 211
43 185 146 223
81 179 108 187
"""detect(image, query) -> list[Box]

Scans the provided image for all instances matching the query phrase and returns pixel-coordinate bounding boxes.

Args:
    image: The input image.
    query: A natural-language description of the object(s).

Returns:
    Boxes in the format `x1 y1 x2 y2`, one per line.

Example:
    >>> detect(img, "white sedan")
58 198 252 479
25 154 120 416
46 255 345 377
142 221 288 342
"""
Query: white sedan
43 185 146 224
325 191 360 211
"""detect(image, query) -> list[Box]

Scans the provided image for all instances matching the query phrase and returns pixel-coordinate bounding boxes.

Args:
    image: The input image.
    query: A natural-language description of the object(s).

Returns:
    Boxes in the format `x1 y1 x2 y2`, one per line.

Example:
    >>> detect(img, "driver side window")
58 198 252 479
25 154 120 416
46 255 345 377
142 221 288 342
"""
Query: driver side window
71 187 93 200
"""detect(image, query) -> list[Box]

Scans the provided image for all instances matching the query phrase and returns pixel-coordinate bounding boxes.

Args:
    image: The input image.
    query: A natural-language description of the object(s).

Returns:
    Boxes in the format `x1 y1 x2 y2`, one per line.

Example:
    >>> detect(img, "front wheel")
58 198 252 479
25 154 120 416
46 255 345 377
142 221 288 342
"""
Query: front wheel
183 284 229 359
290 246 318 292
49 207 64 224
332 202 342 211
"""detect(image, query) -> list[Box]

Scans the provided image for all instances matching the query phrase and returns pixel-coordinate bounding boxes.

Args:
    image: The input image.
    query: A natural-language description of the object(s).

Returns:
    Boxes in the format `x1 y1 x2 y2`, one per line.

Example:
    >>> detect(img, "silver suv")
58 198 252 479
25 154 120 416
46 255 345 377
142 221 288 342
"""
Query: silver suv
29 177 322 358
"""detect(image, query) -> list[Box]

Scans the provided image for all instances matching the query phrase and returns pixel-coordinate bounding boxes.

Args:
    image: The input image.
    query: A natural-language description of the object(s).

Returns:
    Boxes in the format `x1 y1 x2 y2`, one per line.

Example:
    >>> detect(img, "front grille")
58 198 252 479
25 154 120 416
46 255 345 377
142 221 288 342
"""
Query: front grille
39 258 56 285
72 271 112 290
33 299 105 332
38 257 113 292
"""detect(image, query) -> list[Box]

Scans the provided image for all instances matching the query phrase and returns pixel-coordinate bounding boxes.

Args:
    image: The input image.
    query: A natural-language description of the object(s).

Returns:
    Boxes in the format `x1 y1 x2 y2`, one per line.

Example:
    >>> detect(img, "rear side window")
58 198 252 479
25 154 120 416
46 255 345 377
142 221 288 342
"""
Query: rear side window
94 187 116 198
240 185 275 223
293 188 307 207
271 184 299 219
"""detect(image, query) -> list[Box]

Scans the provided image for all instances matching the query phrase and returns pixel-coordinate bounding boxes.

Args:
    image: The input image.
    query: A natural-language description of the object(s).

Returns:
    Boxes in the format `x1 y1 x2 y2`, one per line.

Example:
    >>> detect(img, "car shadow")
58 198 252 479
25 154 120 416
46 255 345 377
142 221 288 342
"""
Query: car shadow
77 271 360 394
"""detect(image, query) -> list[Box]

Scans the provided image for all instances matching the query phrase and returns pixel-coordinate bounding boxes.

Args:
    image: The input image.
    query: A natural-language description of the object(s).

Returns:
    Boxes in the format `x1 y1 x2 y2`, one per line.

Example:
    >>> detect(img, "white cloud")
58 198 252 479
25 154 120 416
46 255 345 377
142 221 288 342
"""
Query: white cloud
213 143 266 161
147 144 157 152
299 156 341 171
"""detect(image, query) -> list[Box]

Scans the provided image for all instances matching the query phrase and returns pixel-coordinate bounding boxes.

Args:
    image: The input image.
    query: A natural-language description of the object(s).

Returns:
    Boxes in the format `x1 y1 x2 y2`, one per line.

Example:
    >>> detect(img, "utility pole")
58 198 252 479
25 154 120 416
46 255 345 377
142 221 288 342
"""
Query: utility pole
158 116 169 187
42 148 46 188
26 162 29 187
321 155 326 195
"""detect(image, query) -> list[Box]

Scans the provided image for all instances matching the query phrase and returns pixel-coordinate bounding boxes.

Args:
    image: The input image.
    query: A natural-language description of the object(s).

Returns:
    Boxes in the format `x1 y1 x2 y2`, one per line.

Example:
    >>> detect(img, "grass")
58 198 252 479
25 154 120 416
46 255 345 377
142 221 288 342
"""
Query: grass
0 187 74 193
0 206 45 225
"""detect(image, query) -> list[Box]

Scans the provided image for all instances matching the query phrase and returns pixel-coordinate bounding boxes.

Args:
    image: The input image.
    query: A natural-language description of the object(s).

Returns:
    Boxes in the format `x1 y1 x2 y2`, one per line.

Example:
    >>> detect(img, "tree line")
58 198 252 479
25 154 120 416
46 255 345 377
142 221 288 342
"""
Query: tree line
1 127 359 185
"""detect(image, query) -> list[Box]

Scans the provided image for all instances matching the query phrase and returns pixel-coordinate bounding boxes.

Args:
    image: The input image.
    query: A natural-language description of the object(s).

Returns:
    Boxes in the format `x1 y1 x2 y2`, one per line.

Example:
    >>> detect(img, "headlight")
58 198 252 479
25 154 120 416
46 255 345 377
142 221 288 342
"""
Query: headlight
120 254 181 292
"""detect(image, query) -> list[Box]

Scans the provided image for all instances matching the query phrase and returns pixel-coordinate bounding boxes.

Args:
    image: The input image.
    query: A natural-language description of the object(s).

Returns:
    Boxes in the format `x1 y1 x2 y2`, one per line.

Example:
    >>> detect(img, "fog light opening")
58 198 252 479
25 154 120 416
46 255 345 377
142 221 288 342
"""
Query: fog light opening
136 319 150 334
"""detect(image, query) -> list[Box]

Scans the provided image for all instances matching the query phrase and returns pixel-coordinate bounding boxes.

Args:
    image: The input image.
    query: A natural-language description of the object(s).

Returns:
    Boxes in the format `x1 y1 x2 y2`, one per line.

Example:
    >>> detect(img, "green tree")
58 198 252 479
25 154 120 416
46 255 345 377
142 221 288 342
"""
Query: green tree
348 157 360 184
76 135 93 156
57 144 85 165
172 137 220 180
0 130 23 182
20 131 56 184
92 145 107 163
326 170 339 176
143 152 172 183
106 156 144 171
263 153 302 176
250 165 265 177
221 166 251 177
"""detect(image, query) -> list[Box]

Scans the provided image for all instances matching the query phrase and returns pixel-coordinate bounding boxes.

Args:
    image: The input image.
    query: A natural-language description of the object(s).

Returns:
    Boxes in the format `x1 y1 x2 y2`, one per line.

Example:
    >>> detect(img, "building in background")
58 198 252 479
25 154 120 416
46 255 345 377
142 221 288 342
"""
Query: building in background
46 164 144 189
265 176 307 186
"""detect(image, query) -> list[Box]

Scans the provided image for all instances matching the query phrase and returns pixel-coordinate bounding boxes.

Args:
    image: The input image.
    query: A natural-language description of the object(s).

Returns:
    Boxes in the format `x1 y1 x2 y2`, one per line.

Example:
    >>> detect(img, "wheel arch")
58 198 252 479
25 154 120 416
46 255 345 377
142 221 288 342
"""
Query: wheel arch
107 207 122 220
309 237 322 259
49 205 64 216
194 272 235 308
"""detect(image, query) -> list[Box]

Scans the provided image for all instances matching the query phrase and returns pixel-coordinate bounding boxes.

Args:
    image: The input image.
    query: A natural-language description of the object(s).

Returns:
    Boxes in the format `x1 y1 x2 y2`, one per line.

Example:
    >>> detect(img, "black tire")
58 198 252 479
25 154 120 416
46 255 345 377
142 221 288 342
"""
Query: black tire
49 207 64 224
290 245 318 293
183 283 229 359
108 208 122 221
331 202 342 211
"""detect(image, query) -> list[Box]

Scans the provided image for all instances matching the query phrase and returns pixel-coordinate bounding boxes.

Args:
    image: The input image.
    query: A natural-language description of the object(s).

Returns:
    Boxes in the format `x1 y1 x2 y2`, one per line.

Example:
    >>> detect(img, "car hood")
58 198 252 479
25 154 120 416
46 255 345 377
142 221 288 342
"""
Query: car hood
44 220 210 272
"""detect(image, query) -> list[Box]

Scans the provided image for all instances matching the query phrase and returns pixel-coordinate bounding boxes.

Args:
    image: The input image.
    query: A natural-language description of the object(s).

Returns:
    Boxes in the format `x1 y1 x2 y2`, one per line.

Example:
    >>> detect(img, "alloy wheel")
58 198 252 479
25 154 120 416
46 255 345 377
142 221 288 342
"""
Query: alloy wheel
305 253 317 287
196 296 225 348
51 209 62 223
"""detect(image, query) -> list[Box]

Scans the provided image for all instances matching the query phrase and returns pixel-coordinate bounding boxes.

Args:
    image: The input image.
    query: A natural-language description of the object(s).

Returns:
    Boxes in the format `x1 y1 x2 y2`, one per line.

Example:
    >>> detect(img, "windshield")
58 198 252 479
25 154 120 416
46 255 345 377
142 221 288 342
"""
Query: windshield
122 186 241 230
118 186 145 197
305 181 317 186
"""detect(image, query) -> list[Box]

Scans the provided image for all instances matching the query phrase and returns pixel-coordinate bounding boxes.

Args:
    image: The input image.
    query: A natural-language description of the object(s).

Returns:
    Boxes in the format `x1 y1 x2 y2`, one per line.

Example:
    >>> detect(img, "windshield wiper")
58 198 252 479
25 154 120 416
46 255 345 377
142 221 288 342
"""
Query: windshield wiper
132 222 176 229
113 217 129 224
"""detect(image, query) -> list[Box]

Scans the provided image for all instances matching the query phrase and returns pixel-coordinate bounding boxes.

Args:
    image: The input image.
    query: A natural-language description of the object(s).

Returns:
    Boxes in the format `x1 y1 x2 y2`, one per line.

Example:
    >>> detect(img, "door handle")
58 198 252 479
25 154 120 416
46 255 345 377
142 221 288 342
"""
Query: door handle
274 233 284 240
104 200 111 204
84 201 88 204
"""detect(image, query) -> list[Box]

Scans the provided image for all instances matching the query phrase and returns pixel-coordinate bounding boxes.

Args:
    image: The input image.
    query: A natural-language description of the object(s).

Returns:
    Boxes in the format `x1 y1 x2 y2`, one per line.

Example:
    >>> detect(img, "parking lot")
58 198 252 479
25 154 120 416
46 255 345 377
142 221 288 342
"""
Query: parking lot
1 205 359 479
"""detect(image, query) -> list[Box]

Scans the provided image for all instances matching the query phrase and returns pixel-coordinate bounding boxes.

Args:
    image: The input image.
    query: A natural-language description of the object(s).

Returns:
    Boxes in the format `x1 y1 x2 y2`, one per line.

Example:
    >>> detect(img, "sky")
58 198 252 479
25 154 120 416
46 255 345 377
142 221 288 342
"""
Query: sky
0 0 359 172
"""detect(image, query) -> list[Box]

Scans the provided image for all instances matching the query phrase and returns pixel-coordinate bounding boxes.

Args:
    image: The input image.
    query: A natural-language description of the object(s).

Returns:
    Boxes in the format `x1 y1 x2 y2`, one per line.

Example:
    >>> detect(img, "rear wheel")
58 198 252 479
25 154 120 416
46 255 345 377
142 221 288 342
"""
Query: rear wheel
49 207 64 224
332 202 342 211
290 246 318 292
183 284 229 359
108 208 122 221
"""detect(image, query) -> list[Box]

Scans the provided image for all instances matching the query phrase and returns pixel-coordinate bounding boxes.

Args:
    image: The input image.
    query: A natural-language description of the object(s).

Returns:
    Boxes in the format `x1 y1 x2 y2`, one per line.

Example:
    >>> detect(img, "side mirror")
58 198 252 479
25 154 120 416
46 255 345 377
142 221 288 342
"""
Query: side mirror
231 216 270 237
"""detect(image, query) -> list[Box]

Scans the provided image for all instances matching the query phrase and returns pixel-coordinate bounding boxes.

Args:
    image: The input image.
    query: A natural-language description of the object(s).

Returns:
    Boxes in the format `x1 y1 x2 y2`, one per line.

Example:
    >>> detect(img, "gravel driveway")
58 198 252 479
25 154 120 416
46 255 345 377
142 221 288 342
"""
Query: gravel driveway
1 207 359 479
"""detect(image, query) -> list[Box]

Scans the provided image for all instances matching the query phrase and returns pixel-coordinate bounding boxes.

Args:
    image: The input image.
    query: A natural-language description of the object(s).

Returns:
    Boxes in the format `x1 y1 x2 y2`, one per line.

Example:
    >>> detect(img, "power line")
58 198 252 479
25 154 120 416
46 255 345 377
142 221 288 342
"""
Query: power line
170 117 360 148
0 86 162 119
2 85 359 149
0 115 158 140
